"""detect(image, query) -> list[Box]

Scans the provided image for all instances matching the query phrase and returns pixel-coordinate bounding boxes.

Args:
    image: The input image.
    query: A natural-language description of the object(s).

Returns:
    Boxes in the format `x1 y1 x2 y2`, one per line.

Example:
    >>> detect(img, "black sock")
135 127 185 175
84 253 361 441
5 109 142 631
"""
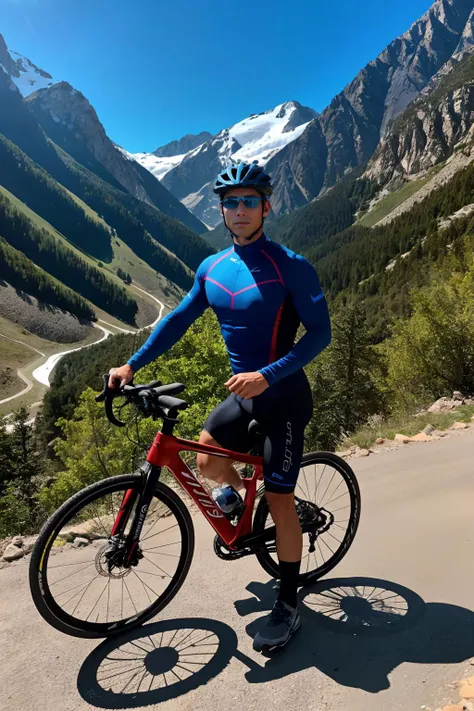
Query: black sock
277 560 301 609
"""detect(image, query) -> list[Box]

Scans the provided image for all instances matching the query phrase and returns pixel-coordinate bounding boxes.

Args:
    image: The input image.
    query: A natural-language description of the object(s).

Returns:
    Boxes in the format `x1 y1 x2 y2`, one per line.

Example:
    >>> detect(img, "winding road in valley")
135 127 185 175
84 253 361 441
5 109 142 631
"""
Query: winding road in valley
1 288 165 411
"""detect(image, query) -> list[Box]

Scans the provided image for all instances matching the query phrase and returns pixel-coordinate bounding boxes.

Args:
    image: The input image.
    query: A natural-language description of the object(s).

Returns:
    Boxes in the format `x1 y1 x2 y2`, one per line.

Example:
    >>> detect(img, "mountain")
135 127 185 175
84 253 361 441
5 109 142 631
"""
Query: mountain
133 101 318 227
24 81 206 234
364 48 474 192
132 0 474 225
154 131 213 157
0 33 57 96
263 0 474 215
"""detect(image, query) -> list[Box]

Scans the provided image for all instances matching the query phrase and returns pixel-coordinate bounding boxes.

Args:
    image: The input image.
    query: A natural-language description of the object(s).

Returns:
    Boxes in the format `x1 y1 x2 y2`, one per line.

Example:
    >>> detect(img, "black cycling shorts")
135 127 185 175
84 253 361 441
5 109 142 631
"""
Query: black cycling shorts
203 370 313 494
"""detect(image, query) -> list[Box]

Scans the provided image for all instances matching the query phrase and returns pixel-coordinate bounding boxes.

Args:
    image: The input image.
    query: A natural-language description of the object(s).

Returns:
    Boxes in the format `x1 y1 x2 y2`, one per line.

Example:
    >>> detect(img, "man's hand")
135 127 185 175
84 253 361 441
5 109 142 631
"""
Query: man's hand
108 364 134 389
225 372 269 400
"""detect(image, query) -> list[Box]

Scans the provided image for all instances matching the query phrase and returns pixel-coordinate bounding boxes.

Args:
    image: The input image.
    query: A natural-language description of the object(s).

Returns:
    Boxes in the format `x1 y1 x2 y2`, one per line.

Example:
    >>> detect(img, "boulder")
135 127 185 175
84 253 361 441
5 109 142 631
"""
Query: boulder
423 424 435 435
428 398 454 413
355 448 370 457
73 537 89 548
22 536 38 555
410 433 435 442
452 391 464 401
394 434 411 444
375 438 385 444
2 543 25 562
11 536 23 547
460 676 474 699
450 421 469 430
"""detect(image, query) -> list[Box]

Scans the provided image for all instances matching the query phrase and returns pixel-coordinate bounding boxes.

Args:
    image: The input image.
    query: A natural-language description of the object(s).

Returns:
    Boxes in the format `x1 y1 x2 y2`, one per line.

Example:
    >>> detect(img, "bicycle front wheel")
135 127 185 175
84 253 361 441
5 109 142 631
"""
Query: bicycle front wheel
29 475 194 638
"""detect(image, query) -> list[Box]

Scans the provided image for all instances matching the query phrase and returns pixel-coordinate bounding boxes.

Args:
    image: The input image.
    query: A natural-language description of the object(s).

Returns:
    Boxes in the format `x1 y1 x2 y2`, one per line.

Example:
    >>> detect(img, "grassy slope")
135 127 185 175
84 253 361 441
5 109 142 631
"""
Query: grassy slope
358 177 431 227
0 185 173 315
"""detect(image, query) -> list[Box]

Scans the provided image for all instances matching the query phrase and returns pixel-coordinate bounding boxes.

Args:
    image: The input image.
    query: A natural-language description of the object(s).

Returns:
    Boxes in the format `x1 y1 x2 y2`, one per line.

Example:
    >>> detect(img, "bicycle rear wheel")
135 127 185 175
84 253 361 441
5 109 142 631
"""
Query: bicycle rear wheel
29 475 194 638
253 451 361 585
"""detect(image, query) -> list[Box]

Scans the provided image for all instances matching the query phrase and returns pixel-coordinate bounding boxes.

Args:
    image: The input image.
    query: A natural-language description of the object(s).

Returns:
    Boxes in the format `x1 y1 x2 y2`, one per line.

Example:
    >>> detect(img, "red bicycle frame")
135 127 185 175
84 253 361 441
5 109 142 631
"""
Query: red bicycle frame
146 432 264 548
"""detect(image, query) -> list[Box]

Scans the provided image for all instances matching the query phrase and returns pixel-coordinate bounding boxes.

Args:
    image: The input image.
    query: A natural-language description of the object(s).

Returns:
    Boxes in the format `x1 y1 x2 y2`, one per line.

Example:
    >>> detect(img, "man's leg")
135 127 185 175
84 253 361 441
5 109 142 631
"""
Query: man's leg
265 491 302 609
252 374 313 651
196 394 251 491
196 429 244 491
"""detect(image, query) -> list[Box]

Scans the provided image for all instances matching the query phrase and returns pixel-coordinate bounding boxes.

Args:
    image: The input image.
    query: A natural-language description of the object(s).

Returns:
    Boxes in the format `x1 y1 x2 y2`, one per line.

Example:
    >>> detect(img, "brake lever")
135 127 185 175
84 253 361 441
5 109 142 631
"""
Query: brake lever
95 373 127 427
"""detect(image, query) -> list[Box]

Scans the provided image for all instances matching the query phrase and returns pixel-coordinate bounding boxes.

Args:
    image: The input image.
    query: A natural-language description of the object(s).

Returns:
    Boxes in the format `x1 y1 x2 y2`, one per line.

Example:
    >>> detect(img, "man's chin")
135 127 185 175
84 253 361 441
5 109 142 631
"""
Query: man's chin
231 226 254 241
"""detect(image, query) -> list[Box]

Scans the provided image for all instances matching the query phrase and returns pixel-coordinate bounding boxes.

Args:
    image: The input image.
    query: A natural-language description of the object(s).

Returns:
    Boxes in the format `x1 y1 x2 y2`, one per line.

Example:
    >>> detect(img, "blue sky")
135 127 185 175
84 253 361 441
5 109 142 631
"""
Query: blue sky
1 0 434 153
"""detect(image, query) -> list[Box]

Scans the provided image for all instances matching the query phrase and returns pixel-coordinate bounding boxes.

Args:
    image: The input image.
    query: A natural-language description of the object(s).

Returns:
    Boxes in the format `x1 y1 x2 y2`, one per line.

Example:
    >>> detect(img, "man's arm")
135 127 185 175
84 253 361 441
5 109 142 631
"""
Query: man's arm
258 255 331 386
127 264 208 374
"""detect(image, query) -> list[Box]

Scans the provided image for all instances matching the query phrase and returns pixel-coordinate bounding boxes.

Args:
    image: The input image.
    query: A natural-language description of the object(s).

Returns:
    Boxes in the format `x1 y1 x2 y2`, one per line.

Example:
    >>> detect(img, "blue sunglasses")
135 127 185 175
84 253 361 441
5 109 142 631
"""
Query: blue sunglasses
221 196 266 209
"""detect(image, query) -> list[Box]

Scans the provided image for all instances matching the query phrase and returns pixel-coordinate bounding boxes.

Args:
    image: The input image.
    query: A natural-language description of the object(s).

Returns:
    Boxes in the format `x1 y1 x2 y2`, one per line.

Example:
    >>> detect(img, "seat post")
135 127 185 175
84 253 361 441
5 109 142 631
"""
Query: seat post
161 417 178 436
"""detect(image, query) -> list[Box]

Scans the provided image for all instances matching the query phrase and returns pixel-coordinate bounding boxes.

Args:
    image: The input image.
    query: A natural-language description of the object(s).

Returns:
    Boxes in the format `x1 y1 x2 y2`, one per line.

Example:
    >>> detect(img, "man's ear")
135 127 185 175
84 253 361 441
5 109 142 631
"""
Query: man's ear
263 200 272 218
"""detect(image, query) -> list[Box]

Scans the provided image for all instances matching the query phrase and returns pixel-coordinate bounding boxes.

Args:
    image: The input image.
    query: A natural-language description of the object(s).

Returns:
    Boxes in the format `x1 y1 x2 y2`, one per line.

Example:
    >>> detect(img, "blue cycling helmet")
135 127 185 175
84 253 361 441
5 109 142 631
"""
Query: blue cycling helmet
213 161 273 198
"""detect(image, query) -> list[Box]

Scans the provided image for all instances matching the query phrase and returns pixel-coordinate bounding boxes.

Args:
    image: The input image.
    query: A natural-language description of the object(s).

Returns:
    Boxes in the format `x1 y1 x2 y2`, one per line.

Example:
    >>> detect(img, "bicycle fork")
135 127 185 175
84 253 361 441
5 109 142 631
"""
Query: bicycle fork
106 463 162 568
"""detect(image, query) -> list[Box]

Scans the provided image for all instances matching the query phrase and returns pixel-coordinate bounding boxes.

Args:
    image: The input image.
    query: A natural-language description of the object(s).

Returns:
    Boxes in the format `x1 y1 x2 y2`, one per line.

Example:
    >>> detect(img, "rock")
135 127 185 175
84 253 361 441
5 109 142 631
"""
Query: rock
2 543 25 562
428 397 459 413
452 391 464 401
410 433 435 442
460 677 474 699
22 536 38 555
376 438 385 444
423 424 436 435
355 448 370 457
337 450 352 458
450 421 469 430
394 434 411 444
73 537 89 548
433 429 449 437
11 536 23 547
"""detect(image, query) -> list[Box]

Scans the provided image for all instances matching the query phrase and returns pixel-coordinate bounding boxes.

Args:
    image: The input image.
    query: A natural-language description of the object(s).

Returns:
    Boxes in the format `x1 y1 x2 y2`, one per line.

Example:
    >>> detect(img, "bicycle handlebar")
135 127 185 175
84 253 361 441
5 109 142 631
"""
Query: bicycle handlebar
95 374 188 427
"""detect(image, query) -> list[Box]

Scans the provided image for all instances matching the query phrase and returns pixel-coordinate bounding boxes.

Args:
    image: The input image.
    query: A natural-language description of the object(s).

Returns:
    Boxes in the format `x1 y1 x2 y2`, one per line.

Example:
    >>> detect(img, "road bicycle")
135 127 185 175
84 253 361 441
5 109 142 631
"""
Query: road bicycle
29 376 361 638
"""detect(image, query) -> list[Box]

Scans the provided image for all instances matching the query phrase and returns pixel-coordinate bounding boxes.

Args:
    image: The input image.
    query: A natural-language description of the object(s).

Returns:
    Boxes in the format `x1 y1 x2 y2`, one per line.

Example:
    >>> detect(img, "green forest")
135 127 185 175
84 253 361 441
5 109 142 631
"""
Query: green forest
0 237 95 320
0 190 138 323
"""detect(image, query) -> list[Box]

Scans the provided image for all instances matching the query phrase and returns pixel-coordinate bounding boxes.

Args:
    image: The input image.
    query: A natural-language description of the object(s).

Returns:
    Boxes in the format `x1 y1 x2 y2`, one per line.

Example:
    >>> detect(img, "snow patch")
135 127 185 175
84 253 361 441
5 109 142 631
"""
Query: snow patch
132 151 187 180
7 48 57 97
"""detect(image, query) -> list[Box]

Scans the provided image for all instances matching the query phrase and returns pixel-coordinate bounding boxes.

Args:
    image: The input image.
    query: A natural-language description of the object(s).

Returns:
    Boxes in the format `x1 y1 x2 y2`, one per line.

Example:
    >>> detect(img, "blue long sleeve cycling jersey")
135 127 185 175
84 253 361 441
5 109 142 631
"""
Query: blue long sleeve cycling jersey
128 233 331 386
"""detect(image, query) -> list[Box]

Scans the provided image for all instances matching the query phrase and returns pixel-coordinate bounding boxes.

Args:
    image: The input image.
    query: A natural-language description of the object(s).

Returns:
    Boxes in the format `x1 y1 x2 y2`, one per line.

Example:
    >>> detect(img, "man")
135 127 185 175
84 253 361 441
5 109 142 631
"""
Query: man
109 161 331 652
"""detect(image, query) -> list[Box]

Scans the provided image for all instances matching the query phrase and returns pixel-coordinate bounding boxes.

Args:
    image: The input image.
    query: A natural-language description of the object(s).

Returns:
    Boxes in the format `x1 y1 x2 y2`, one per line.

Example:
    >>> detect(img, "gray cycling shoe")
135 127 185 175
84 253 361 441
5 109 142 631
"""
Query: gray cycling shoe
253 600 301 653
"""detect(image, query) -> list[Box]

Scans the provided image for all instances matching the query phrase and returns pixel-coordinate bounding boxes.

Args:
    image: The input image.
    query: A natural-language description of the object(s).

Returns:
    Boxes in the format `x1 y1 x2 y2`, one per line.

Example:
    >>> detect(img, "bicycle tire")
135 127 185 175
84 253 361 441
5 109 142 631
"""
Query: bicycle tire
253 451 361 585
29 475 195 638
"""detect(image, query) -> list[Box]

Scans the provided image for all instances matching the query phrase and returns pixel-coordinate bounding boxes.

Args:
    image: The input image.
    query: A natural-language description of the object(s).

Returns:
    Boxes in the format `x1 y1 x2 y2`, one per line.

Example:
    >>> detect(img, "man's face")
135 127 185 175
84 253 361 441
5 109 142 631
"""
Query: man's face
220 187 271 241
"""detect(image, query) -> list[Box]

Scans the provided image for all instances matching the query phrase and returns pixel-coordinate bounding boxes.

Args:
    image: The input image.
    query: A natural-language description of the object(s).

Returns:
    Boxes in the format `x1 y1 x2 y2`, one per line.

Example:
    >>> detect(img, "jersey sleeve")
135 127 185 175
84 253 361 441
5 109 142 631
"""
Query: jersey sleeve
127 261 209 373
258 255 331 386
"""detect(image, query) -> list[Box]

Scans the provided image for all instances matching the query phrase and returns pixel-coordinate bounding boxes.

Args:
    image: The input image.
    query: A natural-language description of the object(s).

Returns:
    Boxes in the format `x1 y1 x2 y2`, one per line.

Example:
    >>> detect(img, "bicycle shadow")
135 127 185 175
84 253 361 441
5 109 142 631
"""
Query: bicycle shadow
77 617 239 708
236 576 474 692
76 577 474 706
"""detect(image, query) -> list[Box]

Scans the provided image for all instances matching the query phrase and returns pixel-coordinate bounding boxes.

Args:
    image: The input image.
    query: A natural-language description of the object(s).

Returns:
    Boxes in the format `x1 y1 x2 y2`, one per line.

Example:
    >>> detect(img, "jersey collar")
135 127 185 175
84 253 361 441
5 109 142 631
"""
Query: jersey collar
232 233 269 259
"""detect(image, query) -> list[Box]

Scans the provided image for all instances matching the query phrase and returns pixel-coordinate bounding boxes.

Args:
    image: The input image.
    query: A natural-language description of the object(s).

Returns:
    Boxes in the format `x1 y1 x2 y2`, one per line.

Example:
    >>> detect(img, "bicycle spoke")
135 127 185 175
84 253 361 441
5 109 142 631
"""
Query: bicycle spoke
85 579 110 622
140 521 178 543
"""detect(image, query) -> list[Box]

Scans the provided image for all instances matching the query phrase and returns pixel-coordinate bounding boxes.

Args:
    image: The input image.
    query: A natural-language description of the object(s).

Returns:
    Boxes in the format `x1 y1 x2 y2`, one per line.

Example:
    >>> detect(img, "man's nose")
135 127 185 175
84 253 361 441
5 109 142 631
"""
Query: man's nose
235 200 247 215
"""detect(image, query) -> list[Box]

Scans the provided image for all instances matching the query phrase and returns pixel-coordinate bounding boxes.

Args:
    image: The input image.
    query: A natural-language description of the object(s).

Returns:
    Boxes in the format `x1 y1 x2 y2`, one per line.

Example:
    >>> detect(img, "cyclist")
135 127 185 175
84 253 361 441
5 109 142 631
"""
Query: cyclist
109 161 331 652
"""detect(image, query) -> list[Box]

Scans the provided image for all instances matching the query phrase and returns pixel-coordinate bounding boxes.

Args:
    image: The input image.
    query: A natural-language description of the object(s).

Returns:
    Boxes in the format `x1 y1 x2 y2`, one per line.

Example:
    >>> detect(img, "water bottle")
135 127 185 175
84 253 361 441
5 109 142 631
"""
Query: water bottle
211 485 244 516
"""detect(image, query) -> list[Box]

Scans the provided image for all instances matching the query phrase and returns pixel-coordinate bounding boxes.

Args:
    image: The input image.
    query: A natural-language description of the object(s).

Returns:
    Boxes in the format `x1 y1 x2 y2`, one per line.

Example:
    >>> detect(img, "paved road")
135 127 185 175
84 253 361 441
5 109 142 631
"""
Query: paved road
1 427 473 711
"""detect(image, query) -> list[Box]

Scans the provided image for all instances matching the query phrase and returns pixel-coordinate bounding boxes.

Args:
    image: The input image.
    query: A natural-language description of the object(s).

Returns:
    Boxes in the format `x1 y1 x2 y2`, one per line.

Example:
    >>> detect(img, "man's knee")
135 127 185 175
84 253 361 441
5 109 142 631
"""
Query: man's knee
266 491 296 522
196 430 223 478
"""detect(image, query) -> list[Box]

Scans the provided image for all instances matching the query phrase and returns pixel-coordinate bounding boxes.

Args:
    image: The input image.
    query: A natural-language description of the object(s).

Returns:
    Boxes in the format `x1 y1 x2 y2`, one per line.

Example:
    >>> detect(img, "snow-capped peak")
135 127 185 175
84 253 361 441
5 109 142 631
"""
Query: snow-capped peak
0 33 57 97
131 100 317 184
217 100 316 166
